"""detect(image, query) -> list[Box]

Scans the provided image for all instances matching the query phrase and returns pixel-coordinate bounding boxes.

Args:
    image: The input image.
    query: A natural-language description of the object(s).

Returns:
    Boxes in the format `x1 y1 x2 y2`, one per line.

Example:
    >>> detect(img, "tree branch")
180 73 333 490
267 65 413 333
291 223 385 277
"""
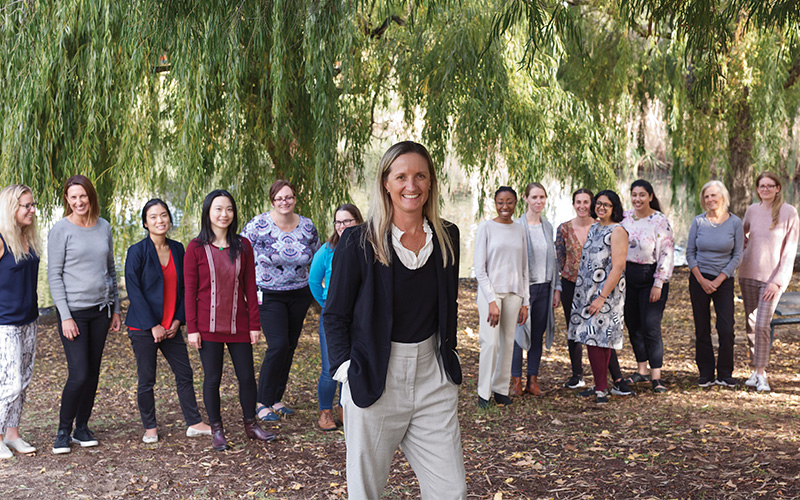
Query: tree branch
362 15 406 39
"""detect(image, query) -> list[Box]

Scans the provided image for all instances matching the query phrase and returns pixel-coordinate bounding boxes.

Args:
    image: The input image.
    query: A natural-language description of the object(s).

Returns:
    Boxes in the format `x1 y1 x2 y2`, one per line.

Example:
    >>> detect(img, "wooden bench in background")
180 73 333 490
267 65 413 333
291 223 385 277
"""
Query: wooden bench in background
771 291 800 342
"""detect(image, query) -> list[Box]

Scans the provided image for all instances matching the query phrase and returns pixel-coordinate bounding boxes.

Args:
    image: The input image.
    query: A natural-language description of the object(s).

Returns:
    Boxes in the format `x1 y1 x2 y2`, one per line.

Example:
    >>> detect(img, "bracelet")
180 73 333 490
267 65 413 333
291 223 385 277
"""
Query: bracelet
599 294 607 300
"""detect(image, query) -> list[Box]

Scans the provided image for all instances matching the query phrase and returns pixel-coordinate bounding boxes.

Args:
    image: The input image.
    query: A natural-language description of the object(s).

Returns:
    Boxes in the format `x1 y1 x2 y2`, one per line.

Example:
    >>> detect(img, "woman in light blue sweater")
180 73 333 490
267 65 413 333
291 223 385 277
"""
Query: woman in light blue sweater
308 203 363 431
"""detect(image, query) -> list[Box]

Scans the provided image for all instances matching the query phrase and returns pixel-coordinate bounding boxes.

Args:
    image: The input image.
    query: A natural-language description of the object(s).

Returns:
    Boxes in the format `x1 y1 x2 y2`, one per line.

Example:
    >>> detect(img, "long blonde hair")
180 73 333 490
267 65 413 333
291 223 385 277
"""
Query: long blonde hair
0 184 42 262
755 172 784 229
363 141 455 267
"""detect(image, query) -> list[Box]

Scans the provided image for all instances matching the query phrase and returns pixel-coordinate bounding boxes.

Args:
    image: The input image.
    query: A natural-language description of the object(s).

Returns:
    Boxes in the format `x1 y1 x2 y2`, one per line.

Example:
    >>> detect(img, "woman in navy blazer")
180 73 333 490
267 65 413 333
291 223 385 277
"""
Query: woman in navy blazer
323 141 466 499
124 199 210 443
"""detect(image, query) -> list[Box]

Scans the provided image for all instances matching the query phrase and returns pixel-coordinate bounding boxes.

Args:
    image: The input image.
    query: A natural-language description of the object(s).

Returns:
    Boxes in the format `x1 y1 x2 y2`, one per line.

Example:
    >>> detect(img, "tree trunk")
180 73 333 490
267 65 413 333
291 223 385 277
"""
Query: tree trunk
726 87 752 218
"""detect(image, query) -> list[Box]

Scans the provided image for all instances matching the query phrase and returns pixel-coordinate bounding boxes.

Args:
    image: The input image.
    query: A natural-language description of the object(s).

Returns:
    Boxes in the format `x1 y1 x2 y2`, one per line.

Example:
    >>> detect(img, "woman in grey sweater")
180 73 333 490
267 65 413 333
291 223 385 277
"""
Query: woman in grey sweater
686 180 743 388
47 175 121 455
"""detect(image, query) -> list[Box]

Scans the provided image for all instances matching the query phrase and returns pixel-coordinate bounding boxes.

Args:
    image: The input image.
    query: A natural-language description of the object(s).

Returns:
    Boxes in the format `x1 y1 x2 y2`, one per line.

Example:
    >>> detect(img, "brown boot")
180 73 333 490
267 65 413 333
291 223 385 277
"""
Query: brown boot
243 418 277 442
210 421 227 451
525 375 543 396
510 376 524 397
318 410 337 431
335 406 344 427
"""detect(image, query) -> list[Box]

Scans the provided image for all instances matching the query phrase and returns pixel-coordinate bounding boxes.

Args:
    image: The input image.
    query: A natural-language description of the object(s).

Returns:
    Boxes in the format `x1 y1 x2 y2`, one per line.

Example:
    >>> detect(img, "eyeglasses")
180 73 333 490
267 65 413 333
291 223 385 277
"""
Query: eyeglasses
334 218 356 227
18 202 37 211
757 184 777 190
273 195 296 204
595 202 613 210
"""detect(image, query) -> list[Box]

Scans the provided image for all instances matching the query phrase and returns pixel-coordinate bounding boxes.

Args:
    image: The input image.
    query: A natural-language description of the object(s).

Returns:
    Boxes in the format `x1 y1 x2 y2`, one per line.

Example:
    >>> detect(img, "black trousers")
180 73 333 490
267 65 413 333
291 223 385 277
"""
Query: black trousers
562 278 623 380
57 306 111 433
257 287 313 406
689 273 735 380
198 341 257 423
129 331 203 429
624 262 668 369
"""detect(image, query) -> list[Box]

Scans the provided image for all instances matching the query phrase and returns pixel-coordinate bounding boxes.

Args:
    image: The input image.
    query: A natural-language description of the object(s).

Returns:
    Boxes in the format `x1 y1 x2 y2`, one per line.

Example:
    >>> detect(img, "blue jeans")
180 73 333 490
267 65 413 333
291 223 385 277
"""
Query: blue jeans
318 306 341 410
511 283 550 377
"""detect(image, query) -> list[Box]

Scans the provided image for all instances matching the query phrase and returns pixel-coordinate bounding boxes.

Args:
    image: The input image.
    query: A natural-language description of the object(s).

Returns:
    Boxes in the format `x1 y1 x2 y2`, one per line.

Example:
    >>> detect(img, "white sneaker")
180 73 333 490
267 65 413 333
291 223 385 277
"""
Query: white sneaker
755 374 771 392
4 437 36 454
745 372 758 387
142 433 158 444
0 442 12 459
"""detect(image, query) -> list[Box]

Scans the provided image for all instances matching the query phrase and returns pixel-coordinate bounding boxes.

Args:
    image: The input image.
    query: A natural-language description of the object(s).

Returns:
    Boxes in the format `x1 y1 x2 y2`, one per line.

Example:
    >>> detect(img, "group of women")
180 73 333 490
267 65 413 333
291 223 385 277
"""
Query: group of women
475 174 798 405
0 148 796 500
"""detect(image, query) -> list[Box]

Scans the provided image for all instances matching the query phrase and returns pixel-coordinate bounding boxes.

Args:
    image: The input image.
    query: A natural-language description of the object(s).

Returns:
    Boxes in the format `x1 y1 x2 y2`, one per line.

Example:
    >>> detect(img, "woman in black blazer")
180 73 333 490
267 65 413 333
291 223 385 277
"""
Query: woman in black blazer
323 141 466 499
124 199 211 443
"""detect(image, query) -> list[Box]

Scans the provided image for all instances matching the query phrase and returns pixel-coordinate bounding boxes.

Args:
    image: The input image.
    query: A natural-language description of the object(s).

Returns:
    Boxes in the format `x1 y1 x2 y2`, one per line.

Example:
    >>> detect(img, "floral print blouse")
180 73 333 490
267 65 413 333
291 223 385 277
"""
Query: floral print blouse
621 210 674 288
242 213 319 291
555 220 584 283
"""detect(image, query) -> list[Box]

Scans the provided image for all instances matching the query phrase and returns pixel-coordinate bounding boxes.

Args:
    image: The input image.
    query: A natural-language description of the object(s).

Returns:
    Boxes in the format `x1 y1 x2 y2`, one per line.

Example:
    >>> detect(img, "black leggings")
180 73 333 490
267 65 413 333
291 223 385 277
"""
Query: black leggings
257 287 313 406
198 341 257 423
57 306 111 433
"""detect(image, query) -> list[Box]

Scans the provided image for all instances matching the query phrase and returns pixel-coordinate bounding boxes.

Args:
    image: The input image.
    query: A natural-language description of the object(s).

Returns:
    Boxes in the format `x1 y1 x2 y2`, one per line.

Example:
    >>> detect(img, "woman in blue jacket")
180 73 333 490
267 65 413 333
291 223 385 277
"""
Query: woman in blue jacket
308 203 363 431
124 199 211 443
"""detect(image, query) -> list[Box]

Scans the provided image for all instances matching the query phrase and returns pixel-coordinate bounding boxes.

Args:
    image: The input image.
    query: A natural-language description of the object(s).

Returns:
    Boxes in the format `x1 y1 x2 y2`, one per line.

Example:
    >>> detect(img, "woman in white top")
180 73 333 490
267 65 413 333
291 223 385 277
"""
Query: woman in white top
475 186 529 408
510 182 560 397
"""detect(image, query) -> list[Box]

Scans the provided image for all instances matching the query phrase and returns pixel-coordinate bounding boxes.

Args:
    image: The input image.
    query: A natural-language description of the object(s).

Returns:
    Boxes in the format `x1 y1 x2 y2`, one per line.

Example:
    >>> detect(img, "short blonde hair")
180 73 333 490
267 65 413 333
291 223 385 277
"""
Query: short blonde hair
363 141 455 267
0 184 42 262
700 180 730 212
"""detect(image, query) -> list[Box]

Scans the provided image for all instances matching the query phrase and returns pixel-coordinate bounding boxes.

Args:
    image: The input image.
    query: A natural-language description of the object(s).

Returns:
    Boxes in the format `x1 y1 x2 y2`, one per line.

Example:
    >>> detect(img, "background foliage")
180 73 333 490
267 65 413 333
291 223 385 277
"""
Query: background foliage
1 0 798 229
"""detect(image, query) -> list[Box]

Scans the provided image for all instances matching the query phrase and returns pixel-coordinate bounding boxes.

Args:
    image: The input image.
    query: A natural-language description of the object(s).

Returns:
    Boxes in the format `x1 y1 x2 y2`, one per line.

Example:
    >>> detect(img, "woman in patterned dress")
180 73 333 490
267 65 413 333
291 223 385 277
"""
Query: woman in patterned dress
568 190 628 404
242 180 319 422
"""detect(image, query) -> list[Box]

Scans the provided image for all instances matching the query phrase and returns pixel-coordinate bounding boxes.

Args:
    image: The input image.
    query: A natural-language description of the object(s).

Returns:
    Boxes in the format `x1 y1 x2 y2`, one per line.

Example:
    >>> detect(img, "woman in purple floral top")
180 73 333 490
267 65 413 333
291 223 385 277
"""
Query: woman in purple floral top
242 180 319 422
620 179 674 393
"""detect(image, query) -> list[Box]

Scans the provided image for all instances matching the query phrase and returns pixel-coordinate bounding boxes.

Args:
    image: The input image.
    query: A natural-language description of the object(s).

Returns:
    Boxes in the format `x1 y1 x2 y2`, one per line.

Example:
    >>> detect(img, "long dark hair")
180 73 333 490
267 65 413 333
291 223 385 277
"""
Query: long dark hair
631 179 661 212
328 203 364 249
141 198 173 230
591 189 624 222
197 190 243 262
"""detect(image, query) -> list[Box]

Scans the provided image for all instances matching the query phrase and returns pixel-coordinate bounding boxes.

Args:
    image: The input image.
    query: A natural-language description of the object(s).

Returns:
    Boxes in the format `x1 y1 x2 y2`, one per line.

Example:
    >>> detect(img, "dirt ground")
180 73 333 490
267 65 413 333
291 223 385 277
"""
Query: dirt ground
1 267 799 499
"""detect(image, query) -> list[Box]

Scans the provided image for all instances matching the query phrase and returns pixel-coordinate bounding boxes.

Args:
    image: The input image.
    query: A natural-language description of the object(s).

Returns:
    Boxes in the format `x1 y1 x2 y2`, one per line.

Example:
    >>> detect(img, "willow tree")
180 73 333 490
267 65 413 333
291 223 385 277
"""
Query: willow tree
1 0 625 229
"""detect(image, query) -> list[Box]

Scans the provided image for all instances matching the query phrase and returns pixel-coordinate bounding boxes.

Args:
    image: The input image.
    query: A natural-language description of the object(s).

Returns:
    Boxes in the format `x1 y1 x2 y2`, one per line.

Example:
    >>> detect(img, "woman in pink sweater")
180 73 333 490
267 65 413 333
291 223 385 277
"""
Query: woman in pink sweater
739 172 799 392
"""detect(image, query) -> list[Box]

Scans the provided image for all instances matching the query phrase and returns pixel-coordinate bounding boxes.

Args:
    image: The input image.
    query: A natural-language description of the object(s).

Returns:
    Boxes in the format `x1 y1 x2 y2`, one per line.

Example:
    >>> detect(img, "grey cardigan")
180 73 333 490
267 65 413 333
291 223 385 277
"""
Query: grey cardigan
514 214 561 350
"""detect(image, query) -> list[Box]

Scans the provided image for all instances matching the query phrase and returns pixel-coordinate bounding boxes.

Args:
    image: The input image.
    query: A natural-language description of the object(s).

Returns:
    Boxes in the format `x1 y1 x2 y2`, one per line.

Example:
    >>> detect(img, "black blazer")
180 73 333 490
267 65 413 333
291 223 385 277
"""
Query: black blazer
124 237 186 331
323 221 462 408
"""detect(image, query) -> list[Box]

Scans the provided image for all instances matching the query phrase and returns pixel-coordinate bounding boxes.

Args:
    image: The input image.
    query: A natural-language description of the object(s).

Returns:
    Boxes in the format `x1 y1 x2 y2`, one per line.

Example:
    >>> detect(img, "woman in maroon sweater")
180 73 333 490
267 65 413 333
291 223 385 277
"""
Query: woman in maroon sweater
185 190 275 450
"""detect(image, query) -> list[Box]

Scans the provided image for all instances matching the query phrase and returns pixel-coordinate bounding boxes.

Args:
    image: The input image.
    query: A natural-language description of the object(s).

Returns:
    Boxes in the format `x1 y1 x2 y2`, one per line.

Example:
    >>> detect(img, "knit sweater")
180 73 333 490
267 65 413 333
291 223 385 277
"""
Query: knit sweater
47 217 120 320
739 202 799 291
473 220 529 303
184 237 260 342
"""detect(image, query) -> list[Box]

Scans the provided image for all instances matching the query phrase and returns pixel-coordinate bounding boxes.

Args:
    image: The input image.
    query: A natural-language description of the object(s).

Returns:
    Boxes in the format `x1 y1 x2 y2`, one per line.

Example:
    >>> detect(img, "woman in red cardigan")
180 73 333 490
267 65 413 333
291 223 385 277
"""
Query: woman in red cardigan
185 190 276 450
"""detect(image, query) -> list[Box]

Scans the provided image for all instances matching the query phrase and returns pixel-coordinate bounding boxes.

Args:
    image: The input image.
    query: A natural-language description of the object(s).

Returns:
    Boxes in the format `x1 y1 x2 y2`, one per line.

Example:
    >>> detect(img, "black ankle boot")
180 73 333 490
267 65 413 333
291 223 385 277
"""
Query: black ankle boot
210 421 227 451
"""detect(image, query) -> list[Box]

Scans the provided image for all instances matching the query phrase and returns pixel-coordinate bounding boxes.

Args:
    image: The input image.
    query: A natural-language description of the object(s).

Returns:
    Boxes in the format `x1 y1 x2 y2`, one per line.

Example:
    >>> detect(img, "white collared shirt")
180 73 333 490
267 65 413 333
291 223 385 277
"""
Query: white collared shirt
390 218 434 269
332 218 434 384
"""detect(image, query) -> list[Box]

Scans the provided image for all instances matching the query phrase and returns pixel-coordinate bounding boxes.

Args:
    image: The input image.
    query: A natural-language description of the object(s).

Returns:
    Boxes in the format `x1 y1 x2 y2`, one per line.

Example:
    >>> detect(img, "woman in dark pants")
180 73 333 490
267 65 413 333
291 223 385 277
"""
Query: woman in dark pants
185 190 275 451
685 181 743 387
48 175 121 454
125 199 211 443
242 180 319 422
621 180 674 393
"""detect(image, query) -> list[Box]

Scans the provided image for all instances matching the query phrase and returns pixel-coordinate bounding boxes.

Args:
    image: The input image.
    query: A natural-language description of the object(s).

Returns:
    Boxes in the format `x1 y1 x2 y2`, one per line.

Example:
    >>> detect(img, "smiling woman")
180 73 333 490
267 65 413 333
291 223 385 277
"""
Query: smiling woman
47 175 121 454
0 184 42 458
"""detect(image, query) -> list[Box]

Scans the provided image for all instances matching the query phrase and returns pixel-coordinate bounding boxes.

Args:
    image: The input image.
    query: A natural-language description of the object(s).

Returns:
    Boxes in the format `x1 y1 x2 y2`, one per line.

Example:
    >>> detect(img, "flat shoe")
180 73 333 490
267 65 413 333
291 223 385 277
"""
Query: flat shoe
0 442 12 459
271 403 294 416
624 373 650 385
142 434 158 444
186 426 212 437
4 437 36 454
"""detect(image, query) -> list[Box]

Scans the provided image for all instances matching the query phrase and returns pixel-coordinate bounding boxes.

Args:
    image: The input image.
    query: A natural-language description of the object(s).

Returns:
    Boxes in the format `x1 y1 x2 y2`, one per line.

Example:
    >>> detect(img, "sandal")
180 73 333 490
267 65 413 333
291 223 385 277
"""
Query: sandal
271 402 294 416
624 373 650 385
257 404 280 422
651 379 667 393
